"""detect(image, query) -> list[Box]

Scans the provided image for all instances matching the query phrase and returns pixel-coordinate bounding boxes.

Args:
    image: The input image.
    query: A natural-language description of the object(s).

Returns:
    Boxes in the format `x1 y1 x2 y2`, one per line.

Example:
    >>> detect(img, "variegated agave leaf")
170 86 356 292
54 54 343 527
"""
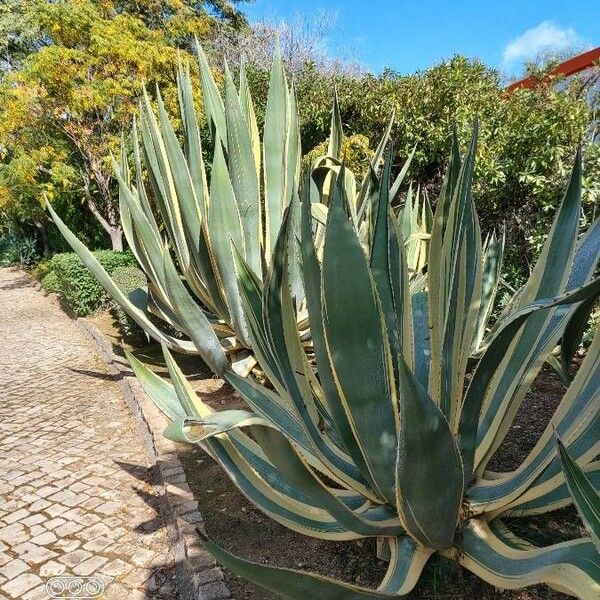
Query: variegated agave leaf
134 127 600 599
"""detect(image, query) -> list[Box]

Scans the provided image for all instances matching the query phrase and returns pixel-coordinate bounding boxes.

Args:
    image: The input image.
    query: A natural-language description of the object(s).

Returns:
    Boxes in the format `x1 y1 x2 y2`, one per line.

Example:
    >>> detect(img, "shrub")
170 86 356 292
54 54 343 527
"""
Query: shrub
50 250 136 316
109 265 146 338
31 258 53 281
0 231 39 267
41 270 60 294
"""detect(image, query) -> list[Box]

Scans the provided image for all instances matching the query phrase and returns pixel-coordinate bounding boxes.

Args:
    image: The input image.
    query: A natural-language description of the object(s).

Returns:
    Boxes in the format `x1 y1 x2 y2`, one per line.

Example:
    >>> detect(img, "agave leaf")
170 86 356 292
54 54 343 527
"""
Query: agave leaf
466 321 599 511
207 142 250 346
163 412 268 444
369 146 411 372
223 61 262 276
389 144 417 203
472 228 505 353
410 290 430 388
560 296 596 379
395 355 463 549
160 251 229 375
457 520 600 599
429 124 483 429
130 117 162 235
356 111 395 221
327 88 343 160
247 425 402 537
263 41 289 261
311 203 328 225
285 84 303 299
299 179 377 492
322 178 398 506
139 90 191 271
556 437 600 551
458 275 600 486
195 40 227 148
177 62 209 220
239 56 261 180
155 89 203 247
369 149 395 334
47 202 197 354
125 350 185 421
198 531 430 599
506 461 600 516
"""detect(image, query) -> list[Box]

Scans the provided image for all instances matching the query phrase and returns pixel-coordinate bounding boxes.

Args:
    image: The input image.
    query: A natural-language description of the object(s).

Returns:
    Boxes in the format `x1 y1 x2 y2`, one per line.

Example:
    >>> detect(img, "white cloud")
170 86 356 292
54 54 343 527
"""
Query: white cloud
502 21 584 67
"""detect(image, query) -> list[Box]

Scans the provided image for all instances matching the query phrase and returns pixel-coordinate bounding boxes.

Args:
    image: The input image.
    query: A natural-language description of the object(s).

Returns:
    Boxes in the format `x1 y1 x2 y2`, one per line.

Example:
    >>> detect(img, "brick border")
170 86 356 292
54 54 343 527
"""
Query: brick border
77 319 232 600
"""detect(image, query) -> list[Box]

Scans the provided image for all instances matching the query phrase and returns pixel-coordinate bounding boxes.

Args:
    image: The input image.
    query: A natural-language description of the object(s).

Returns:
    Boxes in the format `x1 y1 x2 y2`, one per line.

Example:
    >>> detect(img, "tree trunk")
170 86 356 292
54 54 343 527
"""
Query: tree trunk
81 169 124 251
109 227 123 251
34 220 50 257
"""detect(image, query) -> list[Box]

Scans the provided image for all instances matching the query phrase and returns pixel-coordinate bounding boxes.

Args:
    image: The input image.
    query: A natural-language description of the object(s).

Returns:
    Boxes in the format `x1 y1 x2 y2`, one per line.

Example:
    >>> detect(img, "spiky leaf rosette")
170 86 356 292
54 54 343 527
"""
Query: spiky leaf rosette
132 127 600 598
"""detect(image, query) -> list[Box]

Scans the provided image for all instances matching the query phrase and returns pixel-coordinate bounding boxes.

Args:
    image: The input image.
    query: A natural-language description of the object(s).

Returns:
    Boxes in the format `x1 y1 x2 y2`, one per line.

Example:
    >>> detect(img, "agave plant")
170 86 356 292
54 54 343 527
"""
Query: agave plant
48 43 307 375
130 127 600 598
49 42 424 377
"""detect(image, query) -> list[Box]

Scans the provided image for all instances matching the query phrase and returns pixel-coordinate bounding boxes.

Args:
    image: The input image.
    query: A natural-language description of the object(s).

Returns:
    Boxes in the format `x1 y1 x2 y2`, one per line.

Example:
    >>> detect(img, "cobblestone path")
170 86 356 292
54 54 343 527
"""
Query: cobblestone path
0 269 178 600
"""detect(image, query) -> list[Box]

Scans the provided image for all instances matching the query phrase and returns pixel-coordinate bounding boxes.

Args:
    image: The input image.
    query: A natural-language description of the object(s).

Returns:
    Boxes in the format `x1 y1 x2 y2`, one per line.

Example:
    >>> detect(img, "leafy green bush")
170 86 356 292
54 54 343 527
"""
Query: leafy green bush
41 270 60 294
31 258 53 281
109 265 146 338
50 250 136 316
247 56 596 283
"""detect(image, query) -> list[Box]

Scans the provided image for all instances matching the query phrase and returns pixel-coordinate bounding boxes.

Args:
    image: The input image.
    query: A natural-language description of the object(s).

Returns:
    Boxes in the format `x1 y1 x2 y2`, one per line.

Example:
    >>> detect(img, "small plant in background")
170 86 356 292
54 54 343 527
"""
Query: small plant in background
0 230 38 267
131 128 599 599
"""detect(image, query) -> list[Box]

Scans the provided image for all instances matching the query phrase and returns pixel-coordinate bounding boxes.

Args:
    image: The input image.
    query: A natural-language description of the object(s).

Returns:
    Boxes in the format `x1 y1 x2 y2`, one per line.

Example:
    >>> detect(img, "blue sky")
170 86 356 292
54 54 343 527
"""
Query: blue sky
241 0 599 78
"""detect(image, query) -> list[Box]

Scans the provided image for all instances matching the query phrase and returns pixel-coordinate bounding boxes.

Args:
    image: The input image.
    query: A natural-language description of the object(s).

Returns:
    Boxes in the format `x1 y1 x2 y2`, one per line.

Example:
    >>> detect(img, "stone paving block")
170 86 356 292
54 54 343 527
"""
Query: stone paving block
13 543 57 565
19 515 45 528
39 560 66 577
1 573 43 598
0 559 28 580
101 558 133 577
21 585 49 600
58 549 92 568
72 555 108 576
29 531 56 546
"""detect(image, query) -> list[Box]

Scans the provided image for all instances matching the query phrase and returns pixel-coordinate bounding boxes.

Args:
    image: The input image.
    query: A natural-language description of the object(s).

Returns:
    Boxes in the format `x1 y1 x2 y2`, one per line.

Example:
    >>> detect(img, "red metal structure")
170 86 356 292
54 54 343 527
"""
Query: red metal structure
506 46 600 92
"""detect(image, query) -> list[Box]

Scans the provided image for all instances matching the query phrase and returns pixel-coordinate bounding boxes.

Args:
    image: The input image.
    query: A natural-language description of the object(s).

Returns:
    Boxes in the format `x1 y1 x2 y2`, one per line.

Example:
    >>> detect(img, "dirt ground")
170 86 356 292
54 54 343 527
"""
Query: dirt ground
91 309 584 600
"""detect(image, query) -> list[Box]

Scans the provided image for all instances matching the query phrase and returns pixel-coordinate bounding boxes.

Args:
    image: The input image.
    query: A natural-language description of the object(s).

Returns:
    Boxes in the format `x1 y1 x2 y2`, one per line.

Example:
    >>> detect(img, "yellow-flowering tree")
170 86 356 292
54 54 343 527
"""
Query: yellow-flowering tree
0 0 247 250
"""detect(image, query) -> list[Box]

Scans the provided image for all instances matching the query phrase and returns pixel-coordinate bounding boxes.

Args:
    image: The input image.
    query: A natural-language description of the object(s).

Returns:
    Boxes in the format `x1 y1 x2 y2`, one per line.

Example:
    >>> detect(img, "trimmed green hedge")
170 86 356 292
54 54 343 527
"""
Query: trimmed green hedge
45 250 136 316
109 265 146 338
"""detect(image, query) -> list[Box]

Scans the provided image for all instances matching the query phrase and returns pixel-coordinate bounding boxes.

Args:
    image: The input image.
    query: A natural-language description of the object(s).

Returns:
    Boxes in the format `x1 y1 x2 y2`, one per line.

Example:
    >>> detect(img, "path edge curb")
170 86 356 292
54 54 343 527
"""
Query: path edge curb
77 318 232 600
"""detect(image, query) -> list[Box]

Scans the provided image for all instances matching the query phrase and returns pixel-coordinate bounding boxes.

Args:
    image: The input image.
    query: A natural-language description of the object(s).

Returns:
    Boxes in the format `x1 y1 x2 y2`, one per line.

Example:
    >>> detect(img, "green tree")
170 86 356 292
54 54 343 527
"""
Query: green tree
0 0 248 251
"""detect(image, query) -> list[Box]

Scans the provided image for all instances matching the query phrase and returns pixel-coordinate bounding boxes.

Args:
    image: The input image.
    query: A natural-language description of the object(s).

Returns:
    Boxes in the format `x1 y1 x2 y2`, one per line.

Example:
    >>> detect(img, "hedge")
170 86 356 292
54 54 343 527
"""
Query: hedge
45 250 136 316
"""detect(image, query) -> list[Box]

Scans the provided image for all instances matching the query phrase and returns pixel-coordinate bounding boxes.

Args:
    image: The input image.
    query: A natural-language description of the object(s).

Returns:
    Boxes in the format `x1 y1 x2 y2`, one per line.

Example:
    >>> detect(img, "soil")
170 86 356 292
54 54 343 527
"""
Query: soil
91 309 585 600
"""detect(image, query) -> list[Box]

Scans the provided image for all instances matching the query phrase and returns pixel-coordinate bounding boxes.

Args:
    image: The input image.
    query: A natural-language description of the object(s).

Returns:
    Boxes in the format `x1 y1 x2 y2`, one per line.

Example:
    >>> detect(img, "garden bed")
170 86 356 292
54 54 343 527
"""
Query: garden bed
90 310 583 600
